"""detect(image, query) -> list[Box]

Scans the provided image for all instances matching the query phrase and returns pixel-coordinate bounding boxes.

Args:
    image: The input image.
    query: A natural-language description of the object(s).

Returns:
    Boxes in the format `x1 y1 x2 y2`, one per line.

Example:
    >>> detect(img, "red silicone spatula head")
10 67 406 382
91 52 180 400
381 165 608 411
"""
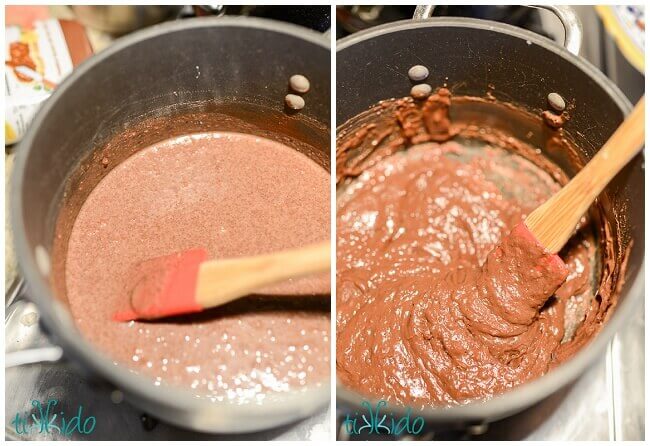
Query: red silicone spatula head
509 222 568 276
113 248 208 321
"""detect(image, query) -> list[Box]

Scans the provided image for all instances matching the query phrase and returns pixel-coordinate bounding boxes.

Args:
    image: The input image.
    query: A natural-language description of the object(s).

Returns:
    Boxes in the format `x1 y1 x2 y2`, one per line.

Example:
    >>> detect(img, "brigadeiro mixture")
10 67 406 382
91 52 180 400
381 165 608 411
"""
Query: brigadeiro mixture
64 131 330 403
336 89 621 407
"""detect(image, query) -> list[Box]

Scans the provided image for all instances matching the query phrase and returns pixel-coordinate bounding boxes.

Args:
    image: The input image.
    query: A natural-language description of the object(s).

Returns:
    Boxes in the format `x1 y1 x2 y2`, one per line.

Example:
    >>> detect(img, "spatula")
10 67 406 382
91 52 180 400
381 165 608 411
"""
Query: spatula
525 97 644 253
113 241 330 321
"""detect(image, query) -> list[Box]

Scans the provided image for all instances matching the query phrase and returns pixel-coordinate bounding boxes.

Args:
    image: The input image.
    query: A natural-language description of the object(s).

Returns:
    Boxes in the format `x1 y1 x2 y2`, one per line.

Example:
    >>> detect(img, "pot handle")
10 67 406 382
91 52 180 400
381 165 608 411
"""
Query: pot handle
412 5 583 56
5 278 64 367
6 346 63 368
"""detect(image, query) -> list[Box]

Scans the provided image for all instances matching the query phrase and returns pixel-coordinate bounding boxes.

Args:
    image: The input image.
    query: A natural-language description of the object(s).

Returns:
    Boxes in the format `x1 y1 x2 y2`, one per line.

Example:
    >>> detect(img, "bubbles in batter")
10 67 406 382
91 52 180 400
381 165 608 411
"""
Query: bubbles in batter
66 132 330 402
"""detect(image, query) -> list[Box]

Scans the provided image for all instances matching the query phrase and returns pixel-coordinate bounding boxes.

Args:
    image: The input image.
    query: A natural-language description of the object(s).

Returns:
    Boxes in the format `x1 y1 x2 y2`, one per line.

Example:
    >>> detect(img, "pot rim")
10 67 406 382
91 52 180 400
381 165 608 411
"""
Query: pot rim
335 17 644 422
12 16 330 434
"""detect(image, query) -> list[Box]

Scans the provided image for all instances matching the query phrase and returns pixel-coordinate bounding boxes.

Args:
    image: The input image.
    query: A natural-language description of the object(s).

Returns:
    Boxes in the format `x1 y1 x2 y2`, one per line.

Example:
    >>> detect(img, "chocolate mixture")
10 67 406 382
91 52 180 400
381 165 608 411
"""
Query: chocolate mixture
65 131 330 402
336 89 620 406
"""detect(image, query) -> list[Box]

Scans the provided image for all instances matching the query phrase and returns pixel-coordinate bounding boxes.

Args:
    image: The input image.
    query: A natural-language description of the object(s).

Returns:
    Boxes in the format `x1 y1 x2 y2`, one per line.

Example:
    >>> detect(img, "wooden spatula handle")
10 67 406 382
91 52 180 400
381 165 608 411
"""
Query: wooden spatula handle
195 241 331 307
526 97 645 253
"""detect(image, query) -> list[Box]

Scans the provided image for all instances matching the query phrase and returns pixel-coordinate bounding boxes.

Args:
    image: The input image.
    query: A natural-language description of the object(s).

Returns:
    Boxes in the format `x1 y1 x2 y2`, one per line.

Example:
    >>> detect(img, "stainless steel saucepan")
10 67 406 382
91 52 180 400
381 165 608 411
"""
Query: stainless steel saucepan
336 6 643 430
12 17 330 434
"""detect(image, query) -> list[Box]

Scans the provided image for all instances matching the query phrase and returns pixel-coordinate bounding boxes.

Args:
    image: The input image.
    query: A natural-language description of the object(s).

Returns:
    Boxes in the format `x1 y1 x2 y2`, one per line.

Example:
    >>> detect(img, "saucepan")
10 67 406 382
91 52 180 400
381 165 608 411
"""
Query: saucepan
336 6 644 431
11 17 330 433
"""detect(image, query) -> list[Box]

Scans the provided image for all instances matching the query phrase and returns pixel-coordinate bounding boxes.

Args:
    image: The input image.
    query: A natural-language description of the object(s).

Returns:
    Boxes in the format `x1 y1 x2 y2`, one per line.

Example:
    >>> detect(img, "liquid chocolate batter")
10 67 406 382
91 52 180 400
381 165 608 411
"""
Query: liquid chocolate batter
336 90 610 407
66 132 330 402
